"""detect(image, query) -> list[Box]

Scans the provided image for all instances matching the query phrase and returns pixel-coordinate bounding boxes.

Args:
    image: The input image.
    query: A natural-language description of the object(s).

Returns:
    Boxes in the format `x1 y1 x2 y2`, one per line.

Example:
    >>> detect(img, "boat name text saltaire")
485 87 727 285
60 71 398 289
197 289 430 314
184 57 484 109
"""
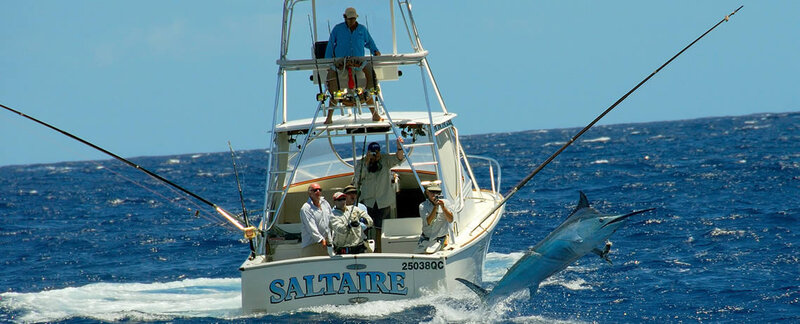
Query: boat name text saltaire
269 271 409 304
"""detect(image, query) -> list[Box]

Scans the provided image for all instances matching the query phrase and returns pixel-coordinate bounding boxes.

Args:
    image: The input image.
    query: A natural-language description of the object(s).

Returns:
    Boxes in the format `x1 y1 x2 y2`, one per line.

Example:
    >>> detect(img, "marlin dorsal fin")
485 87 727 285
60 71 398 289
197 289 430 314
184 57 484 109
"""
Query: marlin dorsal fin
570 191 591 216
578 191 590 209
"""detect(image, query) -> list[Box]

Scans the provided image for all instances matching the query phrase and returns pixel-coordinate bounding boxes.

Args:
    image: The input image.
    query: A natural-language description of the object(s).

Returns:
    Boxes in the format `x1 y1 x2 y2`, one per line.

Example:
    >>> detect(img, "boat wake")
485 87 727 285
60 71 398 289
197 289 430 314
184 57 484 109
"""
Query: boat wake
1 253 592 323
1 278 241 323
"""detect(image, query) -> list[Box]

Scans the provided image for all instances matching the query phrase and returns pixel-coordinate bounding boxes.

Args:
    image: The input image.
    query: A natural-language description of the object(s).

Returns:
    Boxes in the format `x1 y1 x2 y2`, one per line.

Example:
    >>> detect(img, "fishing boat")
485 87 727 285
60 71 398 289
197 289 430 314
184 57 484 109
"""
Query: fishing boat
0 1 744 316
238 1 505 313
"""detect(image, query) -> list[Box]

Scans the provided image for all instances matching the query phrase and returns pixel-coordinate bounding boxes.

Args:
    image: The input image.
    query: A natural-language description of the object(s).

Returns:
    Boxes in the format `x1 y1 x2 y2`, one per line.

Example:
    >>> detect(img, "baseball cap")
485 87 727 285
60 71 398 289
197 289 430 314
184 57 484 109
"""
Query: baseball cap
344 7 358 19
368 142 381 152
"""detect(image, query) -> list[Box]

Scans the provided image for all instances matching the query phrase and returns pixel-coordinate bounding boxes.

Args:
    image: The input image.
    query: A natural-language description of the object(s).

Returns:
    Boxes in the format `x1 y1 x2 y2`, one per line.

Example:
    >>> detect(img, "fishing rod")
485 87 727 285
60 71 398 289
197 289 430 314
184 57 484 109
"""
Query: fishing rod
228 141 257 258
473 6 743 231
1 103 258 239
307 15 327 103
354 133 369 208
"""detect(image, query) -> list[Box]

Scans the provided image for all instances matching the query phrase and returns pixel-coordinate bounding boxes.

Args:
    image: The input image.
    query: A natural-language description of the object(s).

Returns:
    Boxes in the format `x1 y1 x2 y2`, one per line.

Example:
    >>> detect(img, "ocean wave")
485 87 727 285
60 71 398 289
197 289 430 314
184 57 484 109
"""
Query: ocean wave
543 141 567 147
0 278 241 323
709 228 747 238
541 276 593 291
582 137 610 143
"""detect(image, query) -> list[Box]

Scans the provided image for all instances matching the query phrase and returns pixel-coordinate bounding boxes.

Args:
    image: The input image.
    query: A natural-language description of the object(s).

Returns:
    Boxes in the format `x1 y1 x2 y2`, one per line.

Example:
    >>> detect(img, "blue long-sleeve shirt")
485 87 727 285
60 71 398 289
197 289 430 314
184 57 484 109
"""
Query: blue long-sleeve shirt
324 22 379 58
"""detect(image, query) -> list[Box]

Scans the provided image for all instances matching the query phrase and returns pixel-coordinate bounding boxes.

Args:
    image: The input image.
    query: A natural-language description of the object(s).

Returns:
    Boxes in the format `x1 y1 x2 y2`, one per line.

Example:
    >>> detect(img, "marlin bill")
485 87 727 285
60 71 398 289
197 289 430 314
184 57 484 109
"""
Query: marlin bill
457 192 654 304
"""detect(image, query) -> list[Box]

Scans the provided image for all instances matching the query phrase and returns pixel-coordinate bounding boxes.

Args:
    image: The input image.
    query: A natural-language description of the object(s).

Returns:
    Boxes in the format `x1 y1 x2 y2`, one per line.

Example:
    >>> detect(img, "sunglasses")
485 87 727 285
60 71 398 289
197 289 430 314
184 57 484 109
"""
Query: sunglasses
335 198 346 201
309 188 322 192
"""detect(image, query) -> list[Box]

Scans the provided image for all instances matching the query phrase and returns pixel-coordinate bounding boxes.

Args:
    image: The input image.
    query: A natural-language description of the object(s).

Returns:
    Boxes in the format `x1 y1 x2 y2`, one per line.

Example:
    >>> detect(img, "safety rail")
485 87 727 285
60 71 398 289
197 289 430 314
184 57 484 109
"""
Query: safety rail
466 155 502 198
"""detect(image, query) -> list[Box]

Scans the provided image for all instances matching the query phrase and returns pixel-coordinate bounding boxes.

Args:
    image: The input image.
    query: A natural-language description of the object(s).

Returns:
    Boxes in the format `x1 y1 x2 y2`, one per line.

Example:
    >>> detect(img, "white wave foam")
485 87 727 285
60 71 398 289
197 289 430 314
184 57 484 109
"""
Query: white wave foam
546 277 592 291
300 288 573 323
709 228 746 237
166 159 180 164
591 159 609 164
1 278 242 323
582 136 610 143
543 141 567 147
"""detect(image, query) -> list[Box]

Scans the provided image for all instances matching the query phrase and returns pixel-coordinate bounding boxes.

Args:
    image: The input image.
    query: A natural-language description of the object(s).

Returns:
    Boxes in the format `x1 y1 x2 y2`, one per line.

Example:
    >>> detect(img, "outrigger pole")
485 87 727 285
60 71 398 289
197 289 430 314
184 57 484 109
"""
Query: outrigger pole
228 141 257 258
475 6 743 227
1 103 258 239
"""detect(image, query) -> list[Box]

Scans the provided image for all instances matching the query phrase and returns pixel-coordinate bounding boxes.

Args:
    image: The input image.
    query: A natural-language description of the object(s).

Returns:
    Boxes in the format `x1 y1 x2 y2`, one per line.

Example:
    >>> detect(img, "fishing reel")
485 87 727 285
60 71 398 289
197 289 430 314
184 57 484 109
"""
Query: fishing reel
332 89 346 101
243 226 258 240
349 217 369 229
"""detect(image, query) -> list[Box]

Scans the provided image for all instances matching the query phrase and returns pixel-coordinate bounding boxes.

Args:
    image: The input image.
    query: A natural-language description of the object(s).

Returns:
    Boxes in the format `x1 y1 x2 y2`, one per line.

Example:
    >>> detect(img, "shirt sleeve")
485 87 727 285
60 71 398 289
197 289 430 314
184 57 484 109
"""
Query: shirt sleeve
325 25 340 58
330 214 348 235
388 155 402 168
355 208 373 227
363 27 379 55
300 205 325 243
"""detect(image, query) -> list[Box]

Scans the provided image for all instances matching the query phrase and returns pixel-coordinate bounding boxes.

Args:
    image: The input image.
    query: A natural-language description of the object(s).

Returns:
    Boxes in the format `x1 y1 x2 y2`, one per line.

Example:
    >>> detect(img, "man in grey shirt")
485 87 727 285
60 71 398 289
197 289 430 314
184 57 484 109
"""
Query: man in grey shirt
330 191 373 254
415 184 454 254
353 138 404 252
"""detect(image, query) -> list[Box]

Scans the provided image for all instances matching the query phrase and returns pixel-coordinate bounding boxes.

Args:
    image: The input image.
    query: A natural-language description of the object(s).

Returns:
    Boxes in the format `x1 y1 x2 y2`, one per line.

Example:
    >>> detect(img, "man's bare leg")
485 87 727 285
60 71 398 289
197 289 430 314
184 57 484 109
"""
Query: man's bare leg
324 108 334 124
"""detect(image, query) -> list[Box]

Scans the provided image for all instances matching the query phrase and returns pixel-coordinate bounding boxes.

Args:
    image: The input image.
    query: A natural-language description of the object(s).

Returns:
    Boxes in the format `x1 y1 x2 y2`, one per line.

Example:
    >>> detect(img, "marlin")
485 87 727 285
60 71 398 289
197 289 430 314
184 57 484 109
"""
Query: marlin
457 192 654 304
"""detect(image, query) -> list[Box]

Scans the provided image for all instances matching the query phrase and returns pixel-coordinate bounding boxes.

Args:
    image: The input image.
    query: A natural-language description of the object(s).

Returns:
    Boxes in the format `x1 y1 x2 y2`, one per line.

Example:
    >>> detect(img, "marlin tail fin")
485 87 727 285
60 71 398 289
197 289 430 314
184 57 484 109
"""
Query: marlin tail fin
455 278 490 301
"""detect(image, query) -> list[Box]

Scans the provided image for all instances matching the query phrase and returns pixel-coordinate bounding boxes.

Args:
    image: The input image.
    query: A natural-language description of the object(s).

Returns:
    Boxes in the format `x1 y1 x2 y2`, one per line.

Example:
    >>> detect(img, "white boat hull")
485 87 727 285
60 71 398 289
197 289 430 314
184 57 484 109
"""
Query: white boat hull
240 220 495 313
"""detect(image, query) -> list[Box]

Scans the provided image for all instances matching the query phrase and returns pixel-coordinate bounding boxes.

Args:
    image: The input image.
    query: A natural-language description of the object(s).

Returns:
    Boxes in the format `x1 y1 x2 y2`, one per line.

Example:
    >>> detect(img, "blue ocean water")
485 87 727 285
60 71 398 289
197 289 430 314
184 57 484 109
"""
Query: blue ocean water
1 112 798 323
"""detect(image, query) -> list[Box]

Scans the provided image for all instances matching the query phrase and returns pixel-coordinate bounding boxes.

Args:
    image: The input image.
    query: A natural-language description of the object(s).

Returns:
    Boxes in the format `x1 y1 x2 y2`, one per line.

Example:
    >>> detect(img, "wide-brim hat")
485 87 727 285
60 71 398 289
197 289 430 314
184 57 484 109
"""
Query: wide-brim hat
426 184 442 192
343 184 357 194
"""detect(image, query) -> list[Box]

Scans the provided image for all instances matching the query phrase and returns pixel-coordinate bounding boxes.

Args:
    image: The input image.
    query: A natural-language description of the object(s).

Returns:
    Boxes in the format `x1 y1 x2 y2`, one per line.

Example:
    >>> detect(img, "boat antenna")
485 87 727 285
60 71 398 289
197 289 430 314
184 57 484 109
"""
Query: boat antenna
228 141 257 259
1 103 259 240
474 6 744 227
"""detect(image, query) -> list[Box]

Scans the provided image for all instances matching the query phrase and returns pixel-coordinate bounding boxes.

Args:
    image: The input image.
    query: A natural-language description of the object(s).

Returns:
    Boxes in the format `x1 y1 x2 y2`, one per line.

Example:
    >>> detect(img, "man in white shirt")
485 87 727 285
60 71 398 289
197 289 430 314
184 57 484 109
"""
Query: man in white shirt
300 183 332 257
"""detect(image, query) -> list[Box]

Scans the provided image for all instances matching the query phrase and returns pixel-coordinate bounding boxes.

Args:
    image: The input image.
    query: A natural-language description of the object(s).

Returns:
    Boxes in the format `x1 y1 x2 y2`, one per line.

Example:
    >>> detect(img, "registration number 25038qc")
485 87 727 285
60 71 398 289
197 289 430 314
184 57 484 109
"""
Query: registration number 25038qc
401 261 444 270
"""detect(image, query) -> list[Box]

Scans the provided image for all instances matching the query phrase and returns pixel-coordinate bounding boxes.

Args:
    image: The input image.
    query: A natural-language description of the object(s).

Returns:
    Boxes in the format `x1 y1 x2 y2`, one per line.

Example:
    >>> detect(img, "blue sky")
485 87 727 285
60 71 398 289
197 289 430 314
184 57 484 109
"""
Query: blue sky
2 1 798 166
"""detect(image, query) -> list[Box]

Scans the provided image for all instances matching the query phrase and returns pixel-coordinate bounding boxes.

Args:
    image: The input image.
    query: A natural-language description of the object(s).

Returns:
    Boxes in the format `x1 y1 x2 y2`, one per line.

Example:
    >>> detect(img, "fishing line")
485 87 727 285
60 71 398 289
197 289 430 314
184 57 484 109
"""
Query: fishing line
0 102 253 235
90 159 233 229
473 6 744 231
5 112 226 227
